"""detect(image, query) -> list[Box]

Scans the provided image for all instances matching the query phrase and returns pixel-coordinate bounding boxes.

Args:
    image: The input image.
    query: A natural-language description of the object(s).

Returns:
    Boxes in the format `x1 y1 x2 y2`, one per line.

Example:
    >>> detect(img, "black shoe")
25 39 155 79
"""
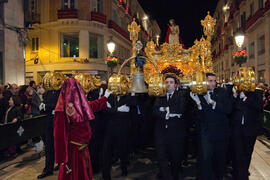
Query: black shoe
122 168 128 177
37 172 53 179
122 171 128 177
17 148 25 155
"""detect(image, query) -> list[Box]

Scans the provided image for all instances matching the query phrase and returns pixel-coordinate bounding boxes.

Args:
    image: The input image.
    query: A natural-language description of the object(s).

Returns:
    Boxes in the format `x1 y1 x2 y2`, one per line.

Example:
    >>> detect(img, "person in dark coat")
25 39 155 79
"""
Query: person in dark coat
190 73 232 180
87 85 108 174
153 75 187 180
18 85 30 116
4 95 23 124
102 94 132 180
129 93 153 153
231 87 264 180
29 81 41 116
37 89 60 179
0 89 5 123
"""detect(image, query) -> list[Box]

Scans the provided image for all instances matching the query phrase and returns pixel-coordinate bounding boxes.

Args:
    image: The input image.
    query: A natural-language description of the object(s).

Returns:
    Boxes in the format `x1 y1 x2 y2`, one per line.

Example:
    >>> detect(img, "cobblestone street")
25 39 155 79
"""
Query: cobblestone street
1 138 270 180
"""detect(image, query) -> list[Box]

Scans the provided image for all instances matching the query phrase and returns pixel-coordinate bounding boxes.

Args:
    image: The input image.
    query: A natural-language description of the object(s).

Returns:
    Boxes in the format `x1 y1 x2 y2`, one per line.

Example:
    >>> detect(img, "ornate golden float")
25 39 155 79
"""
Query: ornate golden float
233 67 255 92
43 72 66 90
43 72 101 93
109 12 217 95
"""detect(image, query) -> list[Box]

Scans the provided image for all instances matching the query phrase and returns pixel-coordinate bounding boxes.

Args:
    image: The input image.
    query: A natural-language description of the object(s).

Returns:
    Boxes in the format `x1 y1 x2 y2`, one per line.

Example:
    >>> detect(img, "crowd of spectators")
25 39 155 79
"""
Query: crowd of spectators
0 81 45 161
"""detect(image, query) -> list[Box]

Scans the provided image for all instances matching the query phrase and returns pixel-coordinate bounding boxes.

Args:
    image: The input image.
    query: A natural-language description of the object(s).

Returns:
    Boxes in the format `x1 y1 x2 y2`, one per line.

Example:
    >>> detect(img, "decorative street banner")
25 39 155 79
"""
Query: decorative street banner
0 115 48 150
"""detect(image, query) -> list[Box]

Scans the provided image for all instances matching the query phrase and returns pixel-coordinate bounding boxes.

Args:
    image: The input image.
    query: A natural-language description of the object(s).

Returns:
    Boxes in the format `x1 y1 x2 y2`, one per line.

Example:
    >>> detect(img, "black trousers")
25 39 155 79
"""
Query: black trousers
89 115 107 174
102 119 129 180
41 115 55 173
130 114 147 153
199 134 228 180
232 133 256 180
156 140 184 180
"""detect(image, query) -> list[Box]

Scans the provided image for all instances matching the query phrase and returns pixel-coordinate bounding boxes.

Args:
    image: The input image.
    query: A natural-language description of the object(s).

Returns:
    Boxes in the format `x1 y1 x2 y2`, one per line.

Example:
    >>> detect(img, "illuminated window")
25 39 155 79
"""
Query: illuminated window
62 0 78 9
60 33 79 57
258 0 264 9
111 8 118 24
91 0 104 13
258 70 265 83
31 37 39 51
250 2 254 16
249 42 255 58
89 33 103 59
258 35 265 56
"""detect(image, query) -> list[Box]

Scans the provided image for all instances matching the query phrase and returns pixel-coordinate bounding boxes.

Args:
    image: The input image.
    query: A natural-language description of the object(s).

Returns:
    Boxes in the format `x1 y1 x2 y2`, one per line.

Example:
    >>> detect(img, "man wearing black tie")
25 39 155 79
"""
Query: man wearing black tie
102 94 132 180
190 73 232 180
153 75 187 180
231 86 263 180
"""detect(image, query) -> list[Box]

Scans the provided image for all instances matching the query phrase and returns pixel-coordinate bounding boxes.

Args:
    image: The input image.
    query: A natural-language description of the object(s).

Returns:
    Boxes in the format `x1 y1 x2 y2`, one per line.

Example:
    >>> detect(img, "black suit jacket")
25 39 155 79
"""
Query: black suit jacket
106 94 133 123
43 90 60 116
231 90 264 136
153 90 187 144
197 88 232 141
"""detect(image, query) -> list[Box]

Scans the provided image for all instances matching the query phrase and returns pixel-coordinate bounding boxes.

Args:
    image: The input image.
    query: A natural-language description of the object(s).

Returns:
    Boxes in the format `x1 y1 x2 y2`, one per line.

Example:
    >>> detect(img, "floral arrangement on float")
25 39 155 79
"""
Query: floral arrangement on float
233 50 248 66
161 65 183 76
161 65 183 83
105 56 119 67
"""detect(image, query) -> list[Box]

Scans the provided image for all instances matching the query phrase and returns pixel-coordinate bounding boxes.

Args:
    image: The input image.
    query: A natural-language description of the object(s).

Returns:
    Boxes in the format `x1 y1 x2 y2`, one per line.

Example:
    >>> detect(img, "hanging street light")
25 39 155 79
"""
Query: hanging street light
107 36 116 56
235 31 245 48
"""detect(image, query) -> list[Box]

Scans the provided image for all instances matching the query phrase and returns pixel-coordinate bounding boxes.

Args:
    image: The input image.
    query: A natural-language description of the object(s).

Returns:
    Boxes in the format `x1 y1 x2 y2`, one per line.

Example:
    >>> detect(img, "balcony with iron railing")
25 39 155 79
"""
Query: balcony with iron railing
245 8 264 30
108 20 129 41
90 11 106 24
58 9 78 19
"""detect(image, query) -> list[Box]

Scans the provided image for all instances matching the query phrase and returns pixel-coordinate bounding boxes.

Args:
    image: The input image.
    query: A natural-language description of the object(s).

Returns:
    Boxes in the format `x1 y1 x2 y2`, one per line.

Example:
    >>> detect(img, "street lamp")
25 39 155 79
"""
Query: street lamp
143 15 148 21
235 31 245 48
107 36 115 56
156 35 160 46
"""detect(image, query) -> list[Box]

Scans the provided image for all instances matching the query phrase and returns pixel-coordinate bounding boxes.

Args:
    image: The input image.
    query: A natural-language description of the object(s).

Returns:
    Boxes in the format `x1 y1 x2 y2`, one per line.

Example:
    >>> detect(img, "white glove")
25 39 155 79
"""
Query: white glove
207 91 215 105
39 103 45 111
159 107 165 112
232 87 237 98
117 105 130 112
169 114 182 118
104 89 111 98
99 88 104 98
107 102 112 108
232 87 236 94
165 107 170 120
190 92 201 105
240 92 247 101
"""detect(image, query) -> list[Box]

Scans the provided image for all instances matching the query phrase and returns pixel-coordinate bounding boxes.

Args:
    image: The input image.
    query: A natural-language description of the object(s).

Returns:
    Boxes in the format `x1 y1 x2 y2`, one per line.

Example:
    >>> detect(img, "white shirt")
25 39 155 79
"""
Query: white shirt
166 91 174 101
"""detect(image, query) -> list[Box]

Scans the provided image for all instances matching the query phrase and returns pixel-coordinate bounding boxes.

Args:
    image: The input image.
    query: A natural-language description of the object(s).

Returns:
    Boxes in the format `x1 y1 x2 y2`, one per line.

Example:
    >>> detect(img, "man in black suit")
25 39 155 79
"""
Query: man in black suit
190 73 232 180
231 87 263 180
102 94 132 180
37 89 60 179
87 86 107 174
153 75 187 180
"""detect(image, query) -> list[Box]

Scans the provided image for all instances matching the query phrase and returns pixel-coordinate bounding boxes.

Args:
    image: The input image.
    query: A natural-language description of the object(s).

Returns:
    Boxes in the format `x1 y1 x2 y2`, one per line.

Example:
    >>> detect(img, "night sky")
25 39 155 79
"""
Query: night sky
138 0 219 48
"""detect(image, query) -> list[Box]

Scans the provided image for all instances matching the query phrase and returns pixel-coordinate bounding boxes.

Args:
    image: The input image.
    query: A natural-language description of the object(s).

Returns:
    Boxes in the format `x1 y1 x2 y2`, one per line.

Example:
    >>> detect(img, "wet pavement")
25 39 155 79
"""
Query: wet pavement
1 138 270 180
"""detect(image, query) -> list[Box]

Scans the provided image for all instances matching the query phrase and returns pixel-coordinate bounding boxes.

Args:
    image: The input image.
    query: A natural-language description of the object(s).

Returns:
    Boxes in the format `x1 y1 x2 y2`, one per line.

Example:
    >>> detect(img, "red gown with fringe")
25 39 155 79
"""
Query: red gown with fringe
54 78 107 180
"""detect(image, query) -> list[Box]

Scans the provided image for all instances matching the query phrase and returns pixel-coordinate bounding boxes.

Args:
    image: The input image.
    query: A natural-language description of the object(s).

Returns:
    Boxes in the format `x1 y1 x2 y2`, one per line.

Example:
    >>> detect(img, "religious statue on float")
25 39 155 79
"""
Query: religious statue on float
165 19 186 49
